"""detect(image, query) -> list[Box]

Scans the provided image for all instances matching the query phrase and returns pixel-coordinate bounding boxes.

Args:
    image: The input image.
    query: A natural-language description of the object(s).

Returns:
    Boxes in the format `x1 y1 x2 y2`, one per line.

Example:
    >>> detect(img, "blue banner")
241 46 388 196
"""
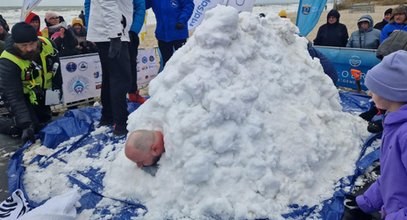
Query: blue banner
296 0 327 36
315 46 381 91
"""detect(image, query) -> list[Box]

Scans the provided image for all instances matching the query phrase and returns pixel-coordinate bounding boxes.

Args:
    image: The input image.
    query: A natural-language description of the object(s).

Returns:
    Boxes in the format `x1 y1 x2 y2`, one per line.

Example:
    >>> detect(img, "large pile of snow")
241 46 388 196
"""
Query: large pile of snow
102 5 367 220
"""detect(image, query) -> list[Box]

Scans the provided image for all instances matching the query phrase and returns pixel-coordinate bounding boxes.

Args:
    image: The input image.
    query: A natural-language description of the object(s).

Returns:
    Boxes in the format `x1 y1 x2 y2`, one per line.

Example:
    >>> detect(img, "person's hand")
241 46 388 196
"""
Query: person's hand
21 127 35 144
343 195 372 219
175 22 185 30
108 37 122 58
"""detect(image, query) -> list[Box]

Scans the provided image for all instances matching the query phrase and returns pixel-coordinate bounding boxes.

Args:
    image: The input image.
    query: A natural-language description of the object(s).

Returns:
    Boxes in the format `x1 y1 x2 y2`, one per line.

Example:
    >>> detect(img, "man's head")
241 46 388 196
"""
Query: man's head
11 22 40 60
384 8 393 22
327 9 340 24
391 5 407 24
125 130 165 168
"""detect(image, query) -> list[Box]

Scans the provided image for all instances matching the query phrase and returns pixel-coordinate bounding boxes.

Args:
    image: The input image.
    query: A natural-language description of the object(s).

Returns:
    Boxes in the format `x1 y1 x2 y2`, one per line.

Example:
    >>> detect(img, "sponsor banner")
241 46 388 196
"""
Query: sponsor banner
60 53 102 104
296 0 327 37
137 48 159 89
188 0 254 30
315 46 381 90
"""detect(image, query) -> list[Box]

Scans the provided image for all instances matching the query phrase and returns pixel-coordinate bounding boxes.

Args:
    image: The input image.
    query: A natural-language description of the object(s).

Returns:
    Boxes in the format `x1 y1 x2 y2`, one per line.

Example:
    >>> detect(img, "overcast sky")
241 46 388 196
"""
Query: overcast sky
1 0 84 6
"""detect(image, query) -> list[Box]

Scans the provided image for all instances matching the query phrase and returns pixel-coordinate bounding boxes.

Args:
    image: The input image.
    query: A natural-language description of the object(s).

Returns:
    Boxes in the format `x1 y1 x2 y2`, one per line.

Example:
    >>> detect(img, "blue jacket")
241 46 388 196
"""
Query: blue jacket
357 104 407 219
380 22 407 43
131 0 146 34
146 0 194 42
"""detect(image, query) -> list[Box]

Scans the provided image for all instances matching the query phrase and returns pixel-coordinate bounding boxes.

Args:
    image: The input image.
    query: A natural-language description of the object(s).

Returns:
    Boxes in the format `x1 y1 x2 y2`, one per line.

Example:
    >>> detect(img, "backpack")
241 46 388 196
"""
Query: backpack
376 31 407 60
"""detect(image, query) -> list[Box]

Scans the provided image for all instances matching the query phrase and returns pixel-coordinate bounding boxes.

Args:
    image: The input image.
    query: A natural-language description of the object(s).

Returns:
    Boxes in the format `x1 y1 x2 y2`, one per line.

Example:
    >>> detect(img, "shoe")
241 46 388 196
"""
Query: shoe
113 124 128 136
128 91 146 104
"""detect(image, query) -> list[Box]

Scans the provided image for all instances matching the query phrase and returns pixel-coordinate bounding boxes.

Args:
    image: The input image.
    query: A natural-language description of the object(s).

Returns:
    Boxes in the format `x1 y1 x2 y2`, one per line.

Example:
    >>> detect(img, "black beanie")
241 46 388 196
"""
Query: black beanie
385 8 393 15
11 22 38 43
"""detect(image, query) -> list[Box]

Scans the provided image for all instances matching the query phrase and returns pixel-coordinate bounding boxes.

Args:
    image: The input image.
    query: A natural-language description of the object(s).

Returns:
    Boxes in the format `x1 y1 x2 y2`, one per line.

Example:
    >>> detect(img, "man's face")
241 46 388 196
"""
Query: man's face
384 13 392 21
128 147 159 168
394 13 406 24
14 41 40 60
328 16 337 24
30 20 40 30
359 21 369 30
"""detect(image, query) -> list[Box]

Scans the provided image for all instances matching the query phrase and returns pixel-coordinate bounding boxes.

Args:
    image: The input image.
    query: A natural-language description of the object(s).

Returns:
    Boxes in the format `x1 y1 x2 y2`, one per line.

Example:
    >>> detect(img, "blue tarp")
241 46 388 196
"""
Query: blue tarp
7 92 379 219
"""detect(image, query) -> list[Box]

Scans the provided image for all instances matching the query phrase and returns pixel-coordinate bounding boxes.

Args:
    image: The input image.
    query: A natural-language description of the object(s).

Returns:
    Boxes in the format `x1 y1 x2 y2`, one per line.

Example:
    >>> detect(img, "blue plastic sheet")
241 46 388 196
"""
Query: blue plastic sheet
7 92 378 219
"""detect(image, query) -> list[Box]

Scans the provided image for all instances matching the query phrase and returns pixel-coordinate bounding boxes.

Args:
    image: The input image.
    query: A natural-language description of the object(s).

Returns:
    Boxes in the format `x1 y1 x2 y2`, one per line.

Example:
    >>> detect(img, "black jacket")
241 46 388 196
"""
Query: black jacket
314 9 349 47
373 19 388 31
0 38 62 130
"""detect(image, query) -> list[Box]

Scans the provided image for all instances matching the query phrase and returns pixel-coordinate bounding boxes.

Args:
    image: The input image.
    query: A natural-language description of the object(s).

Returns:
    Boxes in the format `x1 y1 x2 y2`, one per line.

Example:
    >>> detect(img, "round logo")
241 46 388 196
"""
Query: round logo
78 61 88 71
67 75 90 95
149 55 155 62
142 56 148 64
94 71 100 79
349 56 362 67
66 62 77 73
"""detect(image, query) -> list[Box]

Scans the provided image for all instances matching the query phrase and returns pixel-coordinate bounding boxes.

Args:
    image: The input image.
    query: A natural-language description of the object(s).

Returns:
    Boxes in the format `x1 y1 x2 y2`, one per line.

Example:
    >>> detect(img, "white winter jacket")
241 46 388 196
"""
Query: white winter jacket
86 0 133 42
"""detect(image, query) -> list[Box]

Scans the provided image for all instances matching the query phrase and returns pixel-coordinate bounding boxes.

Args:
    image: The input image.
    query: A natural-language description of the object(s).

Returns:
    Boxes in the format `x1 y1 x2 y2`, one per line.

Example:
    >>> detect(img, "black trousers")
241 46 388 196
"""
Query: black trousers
129 32 139 93
96 42 131 127
158 39 186 67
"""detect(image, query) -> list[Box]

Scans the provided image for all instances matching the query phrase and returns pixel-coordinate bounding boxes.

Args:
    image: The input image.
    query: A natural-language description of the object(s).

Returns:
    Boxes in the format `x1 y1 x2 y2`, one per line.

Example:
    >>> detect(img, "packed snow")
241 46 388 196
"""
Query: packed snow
22 5 368 220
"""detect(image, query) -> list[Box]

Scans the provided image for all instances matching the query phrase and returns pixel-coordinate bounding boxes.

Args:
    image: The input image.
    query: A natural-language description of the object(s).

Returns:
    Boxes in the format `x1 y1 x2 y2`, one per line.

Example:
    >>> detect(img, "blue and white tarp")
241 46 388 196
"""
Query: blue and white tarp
7 93 379 219
296 0 327 37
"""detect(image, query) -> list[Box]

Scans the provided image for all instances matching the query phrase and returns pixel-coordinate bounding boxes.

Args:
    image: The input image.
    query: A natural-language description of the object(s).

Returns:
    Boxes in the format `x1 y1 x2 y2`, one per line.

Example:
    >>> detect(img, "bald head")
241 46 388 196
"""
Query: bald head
125 130 164 168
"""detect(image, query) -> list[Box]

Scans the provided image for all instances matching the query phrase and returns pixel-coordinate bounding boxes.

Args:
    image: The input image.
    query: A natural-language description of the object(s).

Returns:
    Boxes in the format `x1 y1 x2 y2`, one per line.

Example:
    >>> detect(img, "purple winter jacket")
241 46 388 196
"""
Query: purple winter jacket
356 104 407 219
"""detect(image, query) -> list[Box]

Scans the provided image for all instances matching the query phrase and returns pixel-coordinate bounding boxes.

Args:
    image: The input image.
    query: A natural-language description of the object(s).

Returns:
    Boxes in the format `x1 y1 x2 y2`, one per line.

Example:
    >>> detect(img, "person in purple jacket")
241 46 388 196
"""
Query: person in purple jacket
345 50 407 220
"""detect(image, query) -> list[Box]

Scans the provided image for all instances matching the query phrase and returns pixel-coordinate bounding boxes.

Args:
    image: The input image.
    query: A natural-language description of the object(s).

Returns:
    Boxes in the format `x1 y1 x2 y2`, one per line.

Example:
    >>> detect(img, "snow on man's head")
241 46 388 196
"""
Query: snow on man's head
106 5 366 220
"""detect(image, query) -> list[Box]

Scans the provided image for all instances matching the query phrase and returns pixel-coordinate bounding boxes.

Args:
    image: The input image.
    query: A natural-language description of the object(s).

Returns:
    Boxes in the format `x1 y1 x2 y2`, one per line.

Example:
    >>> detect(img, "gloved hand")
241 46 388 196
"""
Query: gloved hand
108 37 122 59
343 195 372 219
21 126 35 144
175 22 185 30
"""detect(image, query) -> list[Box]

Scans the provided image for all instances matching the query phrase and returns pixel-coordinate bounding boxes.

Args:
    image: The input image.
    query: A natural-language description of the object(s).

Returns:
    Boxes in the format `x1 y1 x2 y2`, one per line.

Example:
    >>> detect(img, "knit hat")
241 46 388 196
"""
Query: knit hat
365 50 407 102
392 5 406 16
11 22 38 43
278 10 287 18
71 17 83 27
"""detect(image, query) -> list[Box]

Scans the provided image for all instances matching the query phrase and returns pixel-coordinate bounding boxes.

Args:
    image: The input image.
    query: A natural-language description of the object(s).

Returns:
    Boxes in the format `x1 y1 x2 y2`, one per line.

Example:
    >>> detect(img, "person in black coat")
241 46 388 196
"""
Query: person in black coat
314 9 349 47
0 23 62 143
373 8 393 31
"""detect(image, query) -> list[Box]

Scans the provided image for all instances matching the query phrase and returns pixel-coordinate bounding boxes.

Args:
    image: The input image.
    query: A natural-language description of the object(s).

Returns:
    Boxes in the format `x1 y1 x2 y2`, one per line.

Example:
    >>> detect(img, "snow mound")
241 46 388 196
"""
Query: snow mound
104 6 367 220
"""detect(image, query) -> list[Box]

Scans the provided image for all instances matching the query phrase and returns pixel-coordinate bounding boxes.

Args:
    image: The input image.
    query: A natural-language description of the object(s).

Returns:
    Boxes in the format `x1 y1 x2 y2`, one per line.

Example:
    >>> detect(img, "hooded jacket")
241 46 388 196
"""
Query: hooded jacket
24 12 42 36
146 0 194 42
347 15 381 49
85 0 133 42
314 9 349 47
380 6 407 43
0 37 62 130
357 104 407 219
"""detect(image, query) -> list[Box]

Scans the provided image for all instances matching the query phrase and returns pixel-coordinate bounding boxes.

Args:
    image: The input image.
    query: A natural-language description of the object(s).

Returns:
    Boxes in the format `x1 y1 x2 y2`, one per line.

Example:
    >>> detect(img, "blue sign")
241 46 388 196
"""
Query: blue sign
296 0 327 36
315 46 381 91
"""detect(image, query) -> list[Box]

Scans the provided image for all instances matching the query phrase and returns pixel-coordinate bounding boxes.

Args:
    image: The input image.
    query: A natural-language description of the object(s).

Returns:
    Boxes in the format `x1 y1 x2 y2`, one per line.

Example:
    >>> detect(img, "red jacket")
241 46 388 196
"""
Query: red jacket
24 12 42 36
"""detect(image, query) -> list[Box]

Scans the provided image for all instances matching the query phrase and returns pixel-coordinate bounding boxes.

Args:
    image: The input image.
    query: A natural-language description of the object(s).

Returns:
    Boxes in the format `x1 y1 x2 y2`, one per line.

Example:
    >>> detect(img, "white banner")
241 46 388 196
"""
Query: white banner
60 53 102 104
188 0 254 29
137 48 159 89
20 0 42 21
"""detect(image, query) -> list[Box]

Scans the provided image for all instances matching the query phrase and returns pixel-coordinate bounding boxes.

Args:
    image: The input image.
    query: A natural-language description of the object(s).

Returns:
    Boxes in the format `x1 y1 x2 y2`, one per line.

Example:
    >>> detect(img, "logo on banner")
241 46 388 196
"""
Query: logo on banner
302 4 312 15
67 76 90 95
142 56 148 64
149 55 155 62
94 71 100 79
66 62 77 72
349 56 362 67
78 61 88 71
